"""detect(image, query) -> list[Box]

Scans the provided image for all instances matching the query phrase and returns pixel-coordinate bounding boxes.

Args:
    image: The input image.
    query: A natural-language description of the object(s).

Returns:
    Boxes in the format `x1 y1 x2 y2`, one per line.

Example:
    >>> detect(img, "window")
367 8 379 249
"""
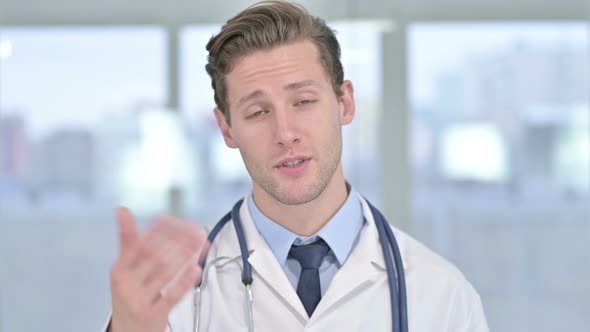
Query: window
0 22 387 331
0 27 167 332
408 22 589 331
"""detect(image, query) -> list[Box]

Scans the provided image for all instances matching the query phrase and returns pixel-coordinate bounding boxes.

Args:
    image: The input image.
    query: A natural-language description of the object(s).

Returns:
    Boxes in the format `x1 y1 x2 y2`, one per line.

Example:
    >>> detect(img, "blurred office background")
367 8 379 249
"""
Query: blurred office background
0 0 588 331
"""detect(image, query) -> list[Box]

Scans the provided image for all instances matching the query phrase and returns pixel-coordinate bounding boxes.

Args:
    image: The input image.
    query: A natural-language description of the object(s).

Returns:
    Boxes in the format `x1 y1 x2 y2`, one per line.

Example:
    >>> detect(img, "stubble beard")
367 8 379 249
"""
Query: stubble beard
243 137 342 206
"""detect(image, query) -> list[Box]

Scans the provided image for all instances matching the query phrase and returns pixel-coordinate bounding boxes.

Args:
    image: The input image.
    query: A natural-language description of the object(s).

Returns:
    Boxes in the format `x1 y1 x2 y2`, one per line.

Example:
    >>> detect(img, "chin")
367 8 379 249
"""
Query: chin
271 182 324 206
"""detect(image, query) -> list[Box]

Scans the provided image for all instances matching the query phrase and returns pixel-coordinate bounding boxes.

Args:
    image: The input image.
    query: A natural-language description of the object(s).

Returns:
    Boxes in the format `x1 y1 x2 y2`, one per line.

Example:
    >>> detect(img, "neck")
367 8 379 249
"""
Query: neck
252 165 348 236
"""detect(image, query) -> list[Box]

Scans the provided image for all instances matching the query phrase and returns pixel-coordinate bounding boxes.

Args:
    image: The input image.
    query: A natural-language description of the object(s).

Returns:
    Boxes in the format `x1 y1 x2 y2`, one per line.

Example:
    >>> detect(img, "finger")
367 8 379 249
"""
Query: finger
125 216 206 285
138 234 194 287
141 224 208 297
109 215 205 318
120 215 180 268
152 263 203 314
141 244 197 304
115 206 139 256
197 240 212 268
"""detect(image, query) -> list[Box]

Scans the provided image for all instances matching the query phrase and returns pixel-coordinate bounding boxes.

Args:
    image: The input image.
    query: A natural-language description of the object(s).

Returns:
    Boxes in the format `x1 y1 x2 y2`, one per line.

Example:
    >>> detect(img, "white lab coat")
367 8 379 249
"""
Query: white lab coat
103 194 489 331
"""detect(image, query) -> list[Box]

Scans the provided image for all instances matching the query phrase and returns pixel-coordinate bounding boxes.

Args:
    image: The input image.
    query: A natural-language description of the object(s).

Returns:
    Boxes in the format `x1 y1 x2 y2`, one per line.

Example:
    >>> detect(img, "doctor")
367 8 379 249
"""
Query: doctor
106 1 489 331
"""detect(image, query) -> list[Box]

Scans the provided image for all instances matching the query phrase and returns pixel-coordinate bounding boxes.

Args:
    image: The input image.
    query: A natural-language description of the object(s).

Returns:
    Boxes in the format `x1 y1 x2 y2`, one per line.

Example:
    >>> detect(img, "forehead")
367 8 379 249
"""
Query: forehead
225 41 330 102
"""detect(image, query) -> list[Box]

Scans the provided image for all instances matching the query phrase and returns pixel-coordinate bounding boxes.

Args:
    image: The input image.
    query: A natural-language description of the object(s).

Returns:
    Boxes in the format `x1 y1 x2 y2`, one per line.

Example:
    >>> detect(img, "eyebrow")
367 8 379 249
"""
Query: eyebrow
235 79 321 108
284 79 320 91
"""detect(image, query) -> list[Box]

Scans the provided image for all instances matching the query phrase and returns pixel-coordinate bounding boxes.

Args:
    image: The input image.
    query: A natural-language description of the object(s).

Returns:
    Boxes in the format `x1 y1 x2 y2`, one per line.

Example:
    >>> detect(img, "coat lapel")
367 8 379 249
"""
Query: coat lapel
227 196 309 320
311 194 406 322
209 194 409 325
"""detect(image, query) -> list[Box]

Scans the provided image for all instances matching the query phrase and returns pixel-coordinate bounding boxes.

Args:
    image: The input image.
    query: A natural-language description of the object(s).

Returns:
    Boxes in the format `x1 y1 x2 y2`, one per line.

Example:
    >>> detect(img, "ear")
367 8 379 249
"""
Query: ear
214 107 238 148
338 80 355 125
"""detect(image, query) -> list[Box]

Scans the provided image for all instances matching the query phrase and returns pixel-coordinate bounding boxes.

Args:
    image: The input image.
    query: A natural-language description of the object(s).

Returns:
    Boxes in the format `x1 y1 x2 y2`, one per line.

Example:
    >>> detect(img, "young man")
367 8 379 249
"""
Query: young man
106 1 489 331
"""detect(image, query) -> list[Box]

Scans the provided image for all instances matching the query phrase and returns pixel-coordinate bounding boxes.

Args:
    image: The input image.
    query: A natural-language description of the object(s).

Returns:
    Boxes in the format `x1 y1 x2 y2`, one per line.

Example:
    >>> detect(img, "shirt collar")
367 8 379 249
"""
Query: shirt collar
248 187 364 267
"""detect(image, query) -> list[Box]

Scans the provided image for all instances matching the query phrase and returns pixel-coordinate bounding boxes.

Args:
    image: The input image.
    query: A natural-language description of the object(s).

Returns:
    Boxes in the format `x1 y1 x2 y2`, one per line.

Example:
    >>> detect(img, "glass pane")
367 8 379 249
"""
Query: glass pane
408 22 589 331
180 21 386 223
180 24 249 223
0 27 167 331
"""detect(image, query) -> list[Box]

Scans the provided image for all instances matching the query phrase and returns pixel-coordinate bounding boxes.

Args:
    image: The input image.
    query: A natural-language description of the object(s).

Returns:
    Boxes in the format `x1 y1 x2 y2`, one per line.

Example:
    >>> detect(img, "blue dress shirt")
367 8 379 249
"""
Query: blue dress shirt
248 188 364 296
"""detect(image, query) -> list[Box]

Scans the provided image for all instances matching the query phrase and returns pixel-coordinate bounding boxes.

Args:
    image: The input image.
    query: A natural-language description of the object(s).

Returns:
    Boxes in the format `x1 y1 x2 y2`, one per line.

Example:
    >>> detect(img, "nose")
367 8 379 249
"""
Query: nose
273 109 301 147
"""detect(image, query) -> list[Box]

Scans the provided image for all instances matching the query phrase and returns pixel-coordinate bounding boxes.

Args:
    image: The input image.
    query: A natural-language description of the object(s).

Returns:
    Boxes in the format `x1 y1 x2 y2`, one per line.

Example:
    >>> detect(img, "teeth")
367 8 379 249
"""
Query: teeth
282 159 304 167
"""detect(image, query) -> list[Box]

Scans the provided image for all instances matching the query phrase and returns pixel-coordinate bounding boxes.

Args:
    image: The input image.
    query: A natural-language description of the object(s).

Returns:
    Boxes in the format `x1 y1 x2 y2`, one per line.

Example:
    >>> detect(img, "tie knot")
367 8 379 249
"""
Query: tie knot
289 239 330 270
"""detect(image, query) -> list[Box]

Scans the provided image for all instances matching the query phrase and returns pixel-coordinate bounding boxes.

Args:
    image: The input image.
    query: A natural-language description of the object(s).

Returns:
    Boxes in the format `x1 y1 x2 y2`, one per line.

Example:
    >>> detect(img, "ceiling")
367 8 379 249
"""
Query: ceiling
0 0 587 25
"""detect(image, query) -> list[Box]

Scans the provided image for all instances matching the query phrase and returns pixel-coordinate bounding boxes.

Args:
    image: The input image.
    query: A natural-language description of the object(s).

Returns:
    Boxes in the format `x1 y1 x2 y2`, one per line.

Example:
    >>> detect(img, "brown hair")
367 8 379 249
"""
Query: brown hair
205 0 344 124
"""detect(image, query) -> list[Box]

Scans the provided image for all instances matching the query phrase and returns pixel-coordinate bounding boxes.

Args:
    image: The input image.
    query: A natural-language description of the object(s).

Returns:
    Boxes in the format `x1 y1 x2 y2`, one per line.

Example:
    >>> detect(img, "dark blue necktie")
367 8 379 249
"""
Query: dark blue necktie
289 239 331 317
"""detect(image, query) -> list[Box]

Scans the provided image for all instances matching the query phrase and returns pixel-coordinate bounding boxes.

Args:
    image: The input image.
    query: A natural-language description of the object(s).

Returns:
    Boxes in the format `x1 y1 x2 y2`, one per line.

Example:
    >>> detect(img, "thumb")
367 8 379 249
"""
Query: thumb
115 206 139 255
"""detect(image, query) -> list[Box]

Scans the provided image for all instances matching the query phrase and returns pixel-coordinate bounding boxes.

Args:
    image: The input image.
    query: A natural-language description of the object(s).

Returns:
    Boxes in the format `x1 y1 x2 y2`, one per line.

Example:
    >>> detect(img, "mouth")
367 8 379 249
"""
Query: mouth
275 156 312 169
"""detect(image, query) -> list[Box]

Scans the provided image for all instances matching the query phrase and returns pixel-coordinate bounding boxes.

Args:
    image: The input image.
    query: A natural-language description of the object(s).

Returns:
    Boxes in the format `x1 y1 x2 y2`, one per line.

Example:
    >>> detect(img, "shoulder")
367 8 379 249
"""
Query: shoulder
391 224 476 295
392 226 465 282
390 226 488 330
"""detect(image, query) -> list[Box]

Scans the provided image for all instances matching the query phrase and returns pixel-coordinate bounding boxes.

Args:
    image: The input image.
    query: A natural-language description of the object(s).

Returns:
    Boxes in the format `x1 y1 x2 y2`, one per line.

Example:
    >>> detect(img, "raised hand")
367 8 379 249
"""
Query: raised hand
109 207 208 332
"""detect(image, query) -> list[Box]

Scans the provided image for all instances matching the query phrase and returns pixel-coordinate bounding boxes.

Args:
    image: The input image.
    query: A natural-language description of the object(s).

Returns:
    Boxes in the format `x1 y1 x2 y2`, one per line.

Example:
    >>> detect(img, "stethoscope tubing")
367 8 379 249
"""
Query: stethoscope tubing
367 200 408 332
188 198 407 332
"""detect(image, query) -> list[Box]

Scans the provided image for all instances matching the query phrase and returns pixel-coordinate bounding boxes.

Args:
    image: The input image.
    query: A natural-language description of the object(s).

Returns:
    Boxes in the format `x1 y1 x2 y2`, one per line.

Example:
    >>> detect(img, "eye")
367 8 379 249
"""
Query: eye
247 110 268 119
295 99 316 107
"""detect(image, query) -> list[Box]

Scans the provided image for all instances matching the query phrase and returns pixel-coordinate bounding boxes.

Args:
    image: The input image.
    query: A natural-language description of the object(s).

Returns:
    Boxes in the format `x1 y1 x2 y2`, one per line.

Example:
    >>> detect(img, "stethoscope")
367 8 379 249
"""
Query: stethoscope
174 197 408 332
